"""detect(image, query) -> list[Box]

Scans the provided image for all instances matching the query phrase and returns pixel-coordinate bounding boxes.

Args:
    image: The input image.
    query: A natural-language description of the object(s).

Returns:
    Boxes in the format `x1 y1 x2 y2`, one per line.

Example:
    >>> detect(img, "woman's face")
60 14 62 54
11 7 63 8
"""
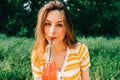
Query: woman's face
44 10 66 45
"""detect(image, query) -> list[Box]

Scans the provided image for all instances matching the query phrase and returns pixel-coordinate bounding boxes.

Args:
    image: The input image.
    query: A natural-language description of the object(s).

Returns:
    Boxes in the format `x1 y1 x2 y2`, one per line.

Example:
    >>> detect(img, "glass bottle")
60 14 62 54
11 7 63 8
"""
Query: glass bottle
42 40 57 80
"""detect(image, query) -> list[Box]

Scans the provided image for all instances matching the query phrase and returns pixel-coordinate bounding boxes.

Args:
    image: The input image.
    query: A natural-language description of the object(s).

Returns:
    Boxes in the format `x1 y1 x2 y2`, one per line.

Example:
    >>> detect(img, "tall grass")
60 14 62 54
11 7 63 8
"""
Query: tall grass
0 34 34 80
0 34 120 80
78 36 120 80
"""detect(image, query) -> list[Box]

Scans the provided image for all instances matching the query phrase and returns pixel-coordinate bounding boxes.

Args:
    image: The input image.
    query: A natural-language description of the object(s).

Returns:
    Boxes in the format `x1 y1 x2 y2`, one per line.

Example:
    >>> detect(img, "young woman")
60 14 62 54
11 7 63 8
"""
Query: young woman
31 1 90 80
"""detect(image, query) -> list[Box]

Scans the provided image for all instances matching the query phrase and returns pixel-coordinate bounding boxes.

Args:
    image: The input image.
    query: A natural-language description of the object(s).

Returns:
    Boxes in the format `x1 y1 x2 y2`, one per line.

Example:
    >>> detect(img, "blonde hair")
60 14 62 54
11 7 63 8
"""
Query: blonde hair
32 1 77 64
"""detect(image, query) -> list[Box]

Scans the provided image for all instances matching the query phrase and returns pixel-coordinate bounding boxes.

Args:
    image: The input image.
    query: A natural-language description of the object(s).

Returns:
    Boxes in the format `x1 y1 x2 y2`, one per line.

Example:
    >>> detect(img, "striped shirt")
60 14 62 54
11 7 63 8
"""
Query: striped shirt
31 43 90 80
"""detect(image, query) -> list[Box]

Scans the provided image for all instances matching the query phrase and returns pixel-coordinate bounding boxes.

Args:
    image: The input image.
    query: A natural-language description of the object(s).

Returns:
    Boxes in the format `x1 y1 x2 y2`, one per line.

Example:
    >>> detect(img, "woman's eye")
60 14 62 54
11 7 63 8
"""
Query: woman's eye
56 24 63 27
44 23 51 26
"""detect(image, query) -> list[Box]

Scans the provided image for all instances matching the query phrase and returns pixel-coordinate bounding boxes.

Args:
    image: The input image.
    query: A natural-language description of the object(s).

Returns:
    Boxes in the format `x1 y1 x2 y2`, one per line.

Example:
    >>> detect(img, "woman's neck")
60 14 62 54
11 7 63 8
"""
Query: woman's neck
52 43 67 54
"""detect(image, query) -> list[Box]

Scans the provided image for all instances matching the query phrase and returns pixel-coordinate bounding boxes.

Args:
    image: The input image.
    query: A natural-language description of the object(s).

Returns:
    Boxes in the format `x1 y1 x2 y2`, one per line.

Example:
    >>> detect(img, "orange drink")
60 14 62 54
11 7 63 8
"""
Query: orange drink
42 60 57 80
42 40 57 80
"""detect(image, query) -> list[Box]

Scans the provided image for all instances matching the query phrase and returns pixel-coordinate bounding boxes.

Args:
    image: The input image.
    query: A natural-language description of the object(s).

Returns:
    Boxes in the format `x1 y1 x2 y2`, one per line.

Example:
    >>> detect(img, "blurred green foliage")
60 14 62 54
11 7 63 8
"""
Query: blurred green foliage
0 0 120 37
0 34 34 80
0 34 120 80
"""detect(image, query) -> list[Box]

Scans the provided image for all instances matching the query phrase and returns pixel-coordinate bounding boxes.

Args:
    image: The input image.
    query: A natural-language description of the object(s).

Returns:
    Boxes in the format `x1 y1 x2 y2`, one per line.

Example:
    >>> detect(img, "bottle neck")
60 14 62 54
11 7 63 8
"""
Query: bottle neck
47 40 52 61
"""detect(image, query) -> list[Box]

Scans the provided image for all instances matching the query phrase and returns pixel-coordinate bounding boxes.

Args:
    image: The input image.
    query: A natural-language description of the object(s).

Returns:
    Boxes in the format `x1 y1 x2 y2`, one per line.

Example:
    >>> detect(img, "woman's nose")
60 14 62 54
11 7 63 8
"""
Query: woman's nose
49 25 55 36
50 24 56 32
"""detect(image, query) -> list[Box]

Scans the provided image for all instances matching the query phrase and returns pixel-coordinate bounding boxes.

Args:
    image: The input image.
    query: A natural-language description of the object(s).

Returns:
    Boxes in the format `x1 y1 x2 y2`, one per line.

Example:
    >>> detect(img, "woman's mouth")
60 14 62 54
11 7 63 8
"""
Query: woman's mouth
49 36 57 40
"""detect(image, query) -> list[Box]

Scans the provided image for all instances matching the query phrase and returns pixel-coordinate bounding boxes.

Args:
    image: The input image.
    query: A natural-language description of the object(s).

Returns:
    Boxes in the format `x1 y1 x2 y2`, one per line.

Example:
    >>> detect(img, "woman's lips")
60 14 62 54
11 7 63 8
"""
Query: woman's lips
51 37 57 40
48 36 57 40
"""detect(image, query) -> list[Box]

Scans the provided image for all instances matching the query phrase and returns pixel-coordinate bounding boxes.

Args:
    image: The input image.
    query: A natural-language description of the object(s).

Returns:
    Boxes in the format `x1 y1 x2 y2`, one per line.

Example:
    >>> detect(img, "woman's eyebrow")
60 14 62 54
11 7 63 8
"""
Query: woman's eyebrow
57 21 63 22
56 21 64 24
44 20 51 22
45 20 63 23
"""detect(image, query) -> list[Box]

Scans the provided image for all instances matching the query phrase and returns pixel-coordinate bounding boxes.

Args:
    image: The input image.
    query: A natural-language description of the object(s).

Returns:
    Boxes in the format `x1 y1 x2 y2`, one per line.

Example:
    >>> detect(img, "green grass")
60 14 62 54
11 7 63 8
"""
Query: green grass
78 36 120 80
0 34 34 80
0 34 120 80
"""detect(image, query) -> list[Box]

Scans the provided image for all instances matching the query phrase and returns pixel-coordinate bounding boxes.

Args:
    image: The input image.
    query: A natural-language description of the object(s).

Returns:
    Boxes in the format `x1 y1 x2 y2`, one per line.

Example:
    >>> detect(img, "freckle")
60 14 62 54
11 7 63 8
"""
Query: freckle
60 76 62 80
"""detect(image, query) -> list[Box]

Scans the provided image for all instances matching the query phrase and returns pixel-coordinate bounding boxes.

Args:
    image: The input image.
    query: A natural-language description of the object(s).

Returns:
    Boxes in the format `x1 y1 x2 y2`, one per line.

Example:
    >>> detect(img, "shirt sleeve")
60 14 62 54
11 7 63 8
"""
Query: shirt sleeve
31 51 42 79
78 44 90 70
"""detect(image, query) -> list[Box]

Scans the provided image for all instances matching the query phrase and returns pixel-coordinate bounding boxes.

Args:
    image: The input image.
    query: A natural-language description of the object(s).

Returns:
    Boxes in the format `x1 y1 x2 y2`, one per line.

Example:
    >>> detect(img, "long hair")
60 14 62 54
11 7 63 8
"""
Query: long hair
32 1 77 64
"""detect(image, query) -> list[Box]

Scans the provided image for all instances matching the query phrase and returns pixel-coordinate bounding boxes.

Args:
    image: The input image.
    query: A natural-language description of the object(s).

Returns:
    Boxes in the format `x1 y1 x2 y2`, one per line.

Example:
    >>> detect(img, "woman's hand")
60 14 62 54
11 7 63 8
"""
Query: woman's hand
81 68 90 80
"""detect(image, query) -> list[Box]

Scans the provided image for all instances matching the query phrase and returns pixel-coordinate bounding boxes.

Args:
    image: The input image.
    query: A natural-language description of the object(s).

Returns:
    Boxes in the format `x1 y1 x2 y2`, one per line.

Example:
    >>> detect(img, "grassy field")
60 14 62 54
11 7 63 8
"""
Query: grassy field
0 34 120 80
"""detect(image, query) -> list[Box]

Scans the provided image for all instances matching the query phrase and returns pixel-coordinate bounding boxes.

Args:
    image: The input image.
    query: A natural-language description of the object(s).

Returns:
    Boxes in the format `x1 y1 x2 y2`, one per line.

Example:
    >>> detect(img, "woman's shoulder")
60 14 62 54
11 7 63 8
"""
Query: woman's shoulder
68 42 89 57
75 42 88 49
73 42 89 54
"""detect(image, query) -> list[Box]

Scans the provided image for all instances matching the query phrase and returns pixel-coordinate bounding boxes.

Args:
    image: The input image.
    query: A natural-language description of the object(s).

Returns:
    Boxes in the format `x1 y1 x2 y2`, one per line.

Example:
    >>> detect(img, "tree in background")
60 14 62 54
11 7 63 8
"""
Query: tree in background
67 0 120 36
0 0 46 37
0 0 120 37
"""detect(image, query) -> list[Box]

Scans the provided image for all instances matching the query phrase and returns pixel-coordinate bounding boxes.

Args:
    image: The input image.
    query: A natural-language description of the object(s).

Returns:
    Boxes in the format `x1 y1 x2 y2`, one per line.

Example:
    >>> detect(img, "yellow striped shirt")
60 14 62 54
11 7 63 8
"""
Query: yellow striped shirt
31 43 90 80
